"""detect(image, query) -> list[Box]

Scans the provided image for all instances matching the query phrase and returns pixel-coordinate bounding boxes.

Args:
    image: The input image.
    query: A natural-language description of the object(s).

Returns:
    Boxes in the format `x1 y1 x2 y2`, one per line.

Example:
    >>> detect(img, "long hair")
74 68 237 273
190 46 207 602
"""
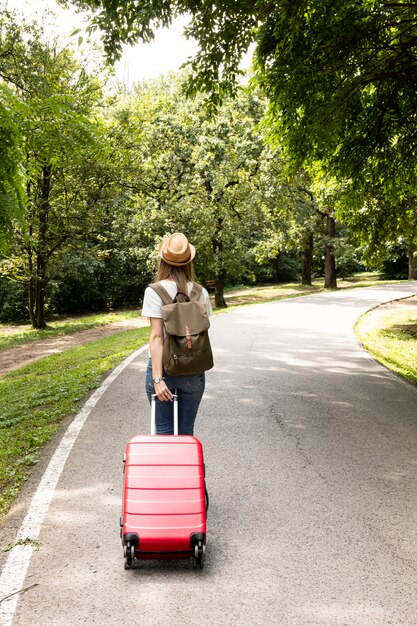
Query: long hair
155 259 197 298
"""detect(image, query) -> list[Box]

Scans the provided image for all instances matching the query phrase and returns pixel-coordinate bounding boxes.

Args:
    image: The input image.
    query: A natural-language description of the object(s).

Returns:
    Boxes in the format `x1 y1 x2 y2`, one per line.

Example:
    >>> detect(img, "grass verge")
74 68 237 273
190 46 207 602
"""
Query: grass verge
0 309 141 351
355 303 417 386
0 326 150 521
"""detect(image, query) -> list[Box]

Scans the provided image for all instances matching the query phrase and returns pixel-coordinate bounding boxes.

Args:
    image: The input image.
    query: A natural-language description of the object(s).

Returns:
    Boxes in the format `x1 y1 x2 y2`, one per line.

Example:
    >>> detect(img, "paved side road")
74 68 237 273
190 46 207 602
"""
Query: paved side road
1 283 417 626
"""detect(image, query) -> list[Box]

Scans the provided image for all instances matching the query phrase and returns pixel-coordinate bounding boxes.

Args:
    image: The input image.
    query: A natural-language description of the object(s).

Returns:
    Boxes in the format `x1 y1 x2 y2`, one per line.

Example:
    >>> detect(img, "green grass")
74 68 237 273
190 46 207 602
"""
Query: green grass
0 326 150 520
355 306 417 386
0 309 141 351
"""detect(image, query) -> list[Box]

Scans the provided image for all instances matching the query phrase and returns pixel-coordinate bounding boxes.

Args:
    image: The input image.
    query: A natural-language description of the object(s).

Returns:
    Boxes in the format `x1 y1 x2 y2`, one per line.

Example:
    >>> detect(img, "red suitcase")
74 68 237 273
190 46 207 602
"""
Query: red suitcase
120 394 207 569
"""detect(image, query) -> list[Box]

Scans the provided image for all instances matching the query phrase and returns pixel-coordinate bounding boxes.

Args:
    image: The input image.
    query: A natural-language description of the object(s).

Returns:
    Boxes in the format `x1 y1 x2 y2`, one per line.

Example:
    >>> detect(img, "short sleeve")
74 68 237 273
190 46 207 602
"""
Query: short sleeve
141 287 163 318
201 287 213 317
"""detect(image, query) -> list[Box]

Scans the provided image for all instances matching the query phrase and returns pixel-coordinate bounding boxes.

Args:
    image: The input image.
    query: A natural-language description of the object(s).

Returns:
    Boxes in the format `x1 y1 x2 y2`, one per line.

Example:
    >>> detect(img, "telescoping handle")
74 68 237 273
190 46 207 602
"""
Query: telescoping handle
151 393 178 436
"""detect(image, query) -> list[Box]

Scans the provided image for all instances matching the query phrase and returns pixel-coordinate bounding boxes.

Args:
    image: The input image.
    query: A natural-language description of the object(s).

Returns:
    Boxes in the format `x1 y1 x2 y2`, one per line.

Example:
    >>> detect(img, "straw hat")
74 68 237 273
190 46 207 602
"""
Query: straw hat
158 233 196 266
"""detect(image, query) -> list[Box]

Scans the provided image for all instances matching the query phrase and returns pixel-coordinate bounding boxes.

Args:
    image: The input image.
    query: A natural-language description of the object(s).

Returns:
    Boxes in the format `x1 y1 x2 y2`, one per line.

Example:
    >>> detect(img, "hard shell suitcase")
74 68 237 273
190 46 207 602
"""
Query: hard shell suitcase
120 394 207 569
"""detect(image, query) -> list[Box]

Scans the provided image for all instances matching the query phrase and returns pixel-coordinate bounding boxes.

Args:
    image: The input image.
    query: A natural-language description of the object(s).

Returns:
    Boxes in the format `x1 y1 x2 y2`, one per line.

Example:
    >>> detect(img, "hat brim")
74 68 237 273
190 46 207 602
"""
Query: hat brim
157 240 196 266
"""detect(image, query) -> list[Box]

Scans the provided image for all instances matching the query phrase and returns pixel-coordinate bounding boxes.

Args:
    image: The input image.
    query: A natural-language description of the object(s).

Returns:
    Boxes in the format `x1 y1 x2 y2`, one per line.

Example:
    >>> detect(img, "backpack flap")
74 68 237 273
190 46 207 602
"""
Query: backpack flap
161 301 210 335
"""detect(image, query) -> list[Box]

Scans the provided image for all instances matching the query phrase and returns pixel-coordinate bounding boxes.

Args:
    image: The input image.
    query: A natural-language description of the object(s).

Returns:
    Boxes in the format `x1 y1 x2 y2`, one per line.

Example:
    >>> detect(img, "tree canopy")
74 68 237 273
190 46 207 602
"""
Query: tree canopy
64 0 417 277
64 1 417 183
1 2 414 327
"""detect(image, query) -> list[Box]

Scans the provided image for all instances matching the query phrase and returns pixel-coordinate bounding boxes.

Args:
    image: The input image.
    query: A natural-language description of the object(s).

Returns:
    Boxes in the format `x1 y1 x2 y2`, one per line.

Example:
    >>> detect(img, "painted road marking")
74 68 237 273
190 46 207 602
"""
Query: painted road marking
0 344 149 625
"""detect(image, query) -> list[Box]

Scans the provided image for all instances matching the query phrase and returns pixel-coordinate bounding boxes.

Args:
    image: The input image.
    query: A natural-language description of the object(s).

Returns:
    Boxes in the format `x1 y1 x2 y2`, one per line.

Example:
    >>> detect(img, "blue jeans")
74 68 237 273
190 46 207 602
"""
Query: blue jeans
145 359 205 435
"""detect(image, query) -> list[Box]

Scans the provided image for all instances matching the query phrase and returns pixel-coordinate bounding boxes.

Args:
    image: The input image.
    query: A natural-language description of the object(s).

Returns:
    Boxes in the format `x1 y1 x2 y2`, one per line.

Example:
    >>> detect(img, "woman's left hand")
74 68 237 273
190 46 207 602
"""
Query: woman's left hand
154 379 173 401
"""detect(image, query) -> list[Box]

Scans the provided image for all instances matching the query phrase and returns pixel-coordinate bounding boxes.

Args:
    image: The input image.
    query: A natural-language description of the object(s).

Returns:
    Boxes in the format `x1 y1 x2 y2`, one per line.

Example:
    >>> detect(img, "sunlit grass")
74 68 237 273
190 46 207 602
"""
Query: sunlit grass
355 304 417 386
0 309 141 351
0 327 150 520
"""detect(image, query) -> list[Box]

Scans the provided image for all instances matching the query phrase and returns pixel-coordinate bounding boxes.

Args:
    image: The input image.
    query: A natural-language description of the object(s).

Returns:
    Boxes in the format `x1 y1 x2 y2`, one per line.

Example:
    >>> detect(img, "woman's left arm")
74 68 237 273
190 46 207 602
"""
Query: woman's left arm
149 317 173 401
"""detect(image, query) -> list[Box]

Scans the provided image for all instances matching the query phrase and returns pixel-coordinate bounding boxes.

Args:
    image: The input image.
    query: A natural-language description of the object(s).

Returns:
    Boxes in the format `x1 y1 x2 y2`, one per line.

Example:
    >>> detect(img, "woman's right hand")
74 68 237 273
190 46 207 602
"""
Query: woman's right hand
154 379 173 401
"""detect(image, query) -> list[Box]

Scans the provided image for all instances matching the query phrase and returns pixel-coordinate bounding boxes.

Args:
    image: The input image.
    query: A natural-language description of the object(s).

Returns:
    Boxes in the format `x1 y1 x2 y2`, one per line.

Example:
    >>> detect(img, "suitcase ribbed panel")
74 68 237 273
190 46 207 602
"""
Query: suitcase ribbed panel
122 436 206 555
126 464 202 490
126 438 201 466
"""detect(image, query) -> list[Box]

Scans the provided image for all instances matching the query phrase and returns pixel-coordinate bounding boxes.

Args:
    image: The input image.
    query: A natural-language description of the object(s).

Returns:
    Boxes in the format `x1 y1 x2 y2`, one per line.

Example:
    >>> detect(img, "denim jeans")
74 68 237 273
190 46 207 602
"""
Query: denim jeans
145 359 205 435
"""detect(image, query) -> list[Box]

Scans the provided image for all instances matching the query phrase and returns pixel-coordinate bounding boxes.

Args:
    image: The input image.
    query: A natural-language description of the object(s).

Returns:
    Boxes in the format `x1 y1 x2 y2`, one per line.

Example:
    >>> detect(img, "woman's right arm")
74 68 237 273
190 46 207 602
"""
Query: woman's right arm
149 317 173 402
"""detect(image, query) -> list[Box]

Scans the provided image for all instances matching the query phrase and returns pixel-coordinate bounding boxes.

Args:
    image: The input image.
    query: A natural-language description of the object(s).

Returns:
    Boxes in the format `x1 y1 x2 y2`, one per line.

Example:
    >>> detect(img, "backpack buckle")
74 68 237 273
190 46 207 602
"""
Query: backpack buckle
185 325 192 349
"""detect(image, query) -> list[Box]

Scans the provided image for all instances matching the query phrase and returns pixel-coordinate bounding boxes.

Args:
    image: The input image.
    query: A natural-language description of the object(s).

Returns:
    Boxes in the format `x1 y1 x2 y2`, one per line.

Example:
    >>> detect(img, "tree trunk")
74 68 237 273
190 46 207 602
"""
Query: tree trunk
28 277 36 327
33 164 52 329
214 271 227 308
324 213 337 289
408 245 417 280
35 254 47 329
26 178 36 327
301 232 313 286
212 213 227 308
27 240 36 327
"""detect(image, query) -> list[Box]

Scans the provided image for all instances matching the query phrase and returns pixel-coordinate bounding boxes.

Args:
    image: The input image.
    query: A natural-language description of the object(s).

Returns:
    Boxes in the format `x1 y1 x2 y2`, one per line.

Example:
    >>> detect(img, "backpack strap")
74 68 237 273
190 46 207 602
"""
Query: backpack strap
189 284 203 301
149 282 203 305
149 282 173 305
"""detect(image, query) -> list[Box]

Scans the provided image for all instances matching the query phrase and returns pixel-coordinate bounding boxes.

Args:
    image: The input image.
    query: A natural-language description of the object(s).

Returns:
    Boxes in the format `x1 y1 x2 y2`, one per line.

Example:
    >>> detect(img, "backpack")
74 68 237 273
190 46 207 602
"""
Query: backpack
149 282 214 376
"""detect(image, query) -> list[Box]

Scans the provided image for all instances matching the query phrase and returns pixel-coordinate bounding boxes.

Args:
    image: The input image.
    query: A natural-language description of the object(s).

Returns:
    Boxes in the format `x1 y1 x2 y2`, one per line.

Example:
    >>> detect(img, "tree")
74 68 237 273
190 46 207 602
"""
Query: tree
262 168 343 289
254 2 417 186
0 15 107 327
0 88 24 250
65 0 417 269
338 188 417 280
65 1 417 151
106 77 281 307
0 13 27 249
64 0 257 83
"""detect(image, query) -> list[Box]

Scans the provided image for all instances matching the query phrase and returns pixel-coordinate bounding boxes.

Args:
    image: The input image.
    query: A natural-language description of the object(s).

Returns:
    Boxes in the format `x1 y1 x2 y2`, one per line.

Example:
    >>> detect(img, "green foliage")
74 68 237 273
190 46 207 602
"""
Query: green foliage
380 247 409 280
337 187 417 278
46 250 108 314
104 77 287 300
63 0 256 104
0 278 27 322
253 1 417 272
0 82 25 250
0 7 391 321
65 0 417 280
0 12 111 326
253 1 417 191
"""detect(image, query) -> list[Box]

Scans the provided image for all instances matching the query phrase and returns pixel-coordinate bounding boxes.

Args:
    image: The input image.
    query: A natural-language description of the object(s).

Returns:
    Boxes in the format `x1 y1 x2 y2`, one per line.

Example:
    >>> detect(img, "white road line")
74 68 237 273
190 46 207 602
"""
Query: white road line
0 344 149 625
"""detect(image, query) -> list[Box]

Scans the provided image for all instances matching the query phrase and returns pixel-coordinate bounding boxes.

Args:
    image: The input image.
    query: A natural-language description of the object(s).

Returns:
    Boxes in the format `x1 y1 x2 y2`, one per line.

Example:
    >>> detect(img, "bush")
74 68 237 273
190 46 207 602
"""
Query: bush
380 254 408 280
250 252 301 284
0 279 28 323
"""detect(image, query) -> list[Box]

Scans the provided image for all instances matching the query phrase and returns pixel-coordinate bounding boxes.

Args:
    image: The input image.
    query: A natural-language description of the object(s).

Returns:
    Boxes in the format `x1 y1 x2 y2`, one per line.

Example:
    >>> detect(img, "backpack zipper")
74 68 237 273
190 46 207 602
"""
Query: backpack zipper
173 352 204 360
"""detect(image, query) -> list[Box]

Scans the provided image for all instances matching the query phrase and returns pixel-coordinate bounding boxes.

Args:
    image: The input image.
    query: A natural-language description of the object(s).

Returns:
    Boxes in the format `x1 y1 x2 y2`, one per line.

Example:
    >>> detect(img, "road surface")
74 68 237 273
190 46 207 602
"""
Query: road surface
1 283 417 626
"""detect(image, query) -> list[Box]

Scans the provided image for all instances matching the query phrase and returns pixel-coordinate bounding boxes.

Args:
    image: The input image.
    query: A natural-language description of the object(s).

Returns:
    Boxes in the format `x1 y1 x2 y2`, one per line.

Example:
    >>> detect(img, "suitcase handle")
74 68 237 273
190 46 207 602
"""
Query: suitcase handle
151 393 178 436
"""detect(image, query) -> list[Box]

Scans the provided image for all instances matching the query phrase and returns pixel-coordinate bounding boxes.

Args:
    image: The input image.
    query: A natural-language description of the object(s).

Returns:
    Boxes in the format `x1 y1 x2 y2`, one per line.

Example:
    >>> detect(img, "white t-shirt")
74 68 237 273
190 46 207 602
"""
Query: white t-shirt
141 280 213 318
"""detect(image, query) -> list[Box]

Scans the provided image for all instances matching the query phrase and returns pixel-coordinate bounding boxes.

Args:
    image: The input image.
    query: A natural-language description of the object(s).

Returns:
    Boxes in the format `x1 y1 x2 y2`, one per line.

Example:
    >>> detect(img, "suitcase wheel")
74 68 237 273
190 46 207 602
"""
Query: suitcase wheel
193 541 205 570
123 542 135 570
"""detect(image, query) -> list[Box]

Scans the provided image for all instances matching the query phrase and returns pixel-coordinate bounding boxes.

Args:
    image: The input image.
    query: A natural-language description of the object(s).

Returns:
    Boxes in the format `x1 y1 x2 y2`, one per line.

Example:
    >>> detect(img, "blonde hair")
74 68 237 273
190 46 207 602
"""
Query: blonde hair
155 259 196 298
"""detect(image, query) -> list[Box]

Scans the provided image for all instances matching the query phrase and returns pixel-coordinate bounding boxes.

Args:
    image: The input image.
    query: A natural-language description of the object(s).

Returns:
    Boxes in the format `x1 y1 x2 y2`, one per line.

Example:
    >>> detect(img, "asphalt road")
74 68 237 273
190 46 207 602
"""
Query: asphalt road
2 283 417 626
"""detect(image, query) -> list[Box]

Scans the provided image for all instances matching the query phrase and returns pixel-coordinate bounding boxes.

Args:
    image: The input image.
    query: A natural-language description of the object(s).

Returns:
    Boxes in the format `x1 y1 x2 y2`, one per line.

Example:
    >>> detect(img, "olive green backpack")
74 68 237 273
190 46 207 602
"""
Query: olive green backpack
149 283 214 376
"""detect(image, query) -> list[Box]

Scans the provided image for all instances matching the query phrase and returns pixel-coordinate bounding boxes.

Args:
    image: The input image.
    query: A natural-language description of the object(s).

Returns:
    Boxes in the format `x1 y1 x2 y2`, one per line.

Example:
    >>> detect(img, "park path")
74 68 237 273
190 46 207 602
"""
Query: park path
1 288 416 378
1 282 417 626
0 317 149 377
